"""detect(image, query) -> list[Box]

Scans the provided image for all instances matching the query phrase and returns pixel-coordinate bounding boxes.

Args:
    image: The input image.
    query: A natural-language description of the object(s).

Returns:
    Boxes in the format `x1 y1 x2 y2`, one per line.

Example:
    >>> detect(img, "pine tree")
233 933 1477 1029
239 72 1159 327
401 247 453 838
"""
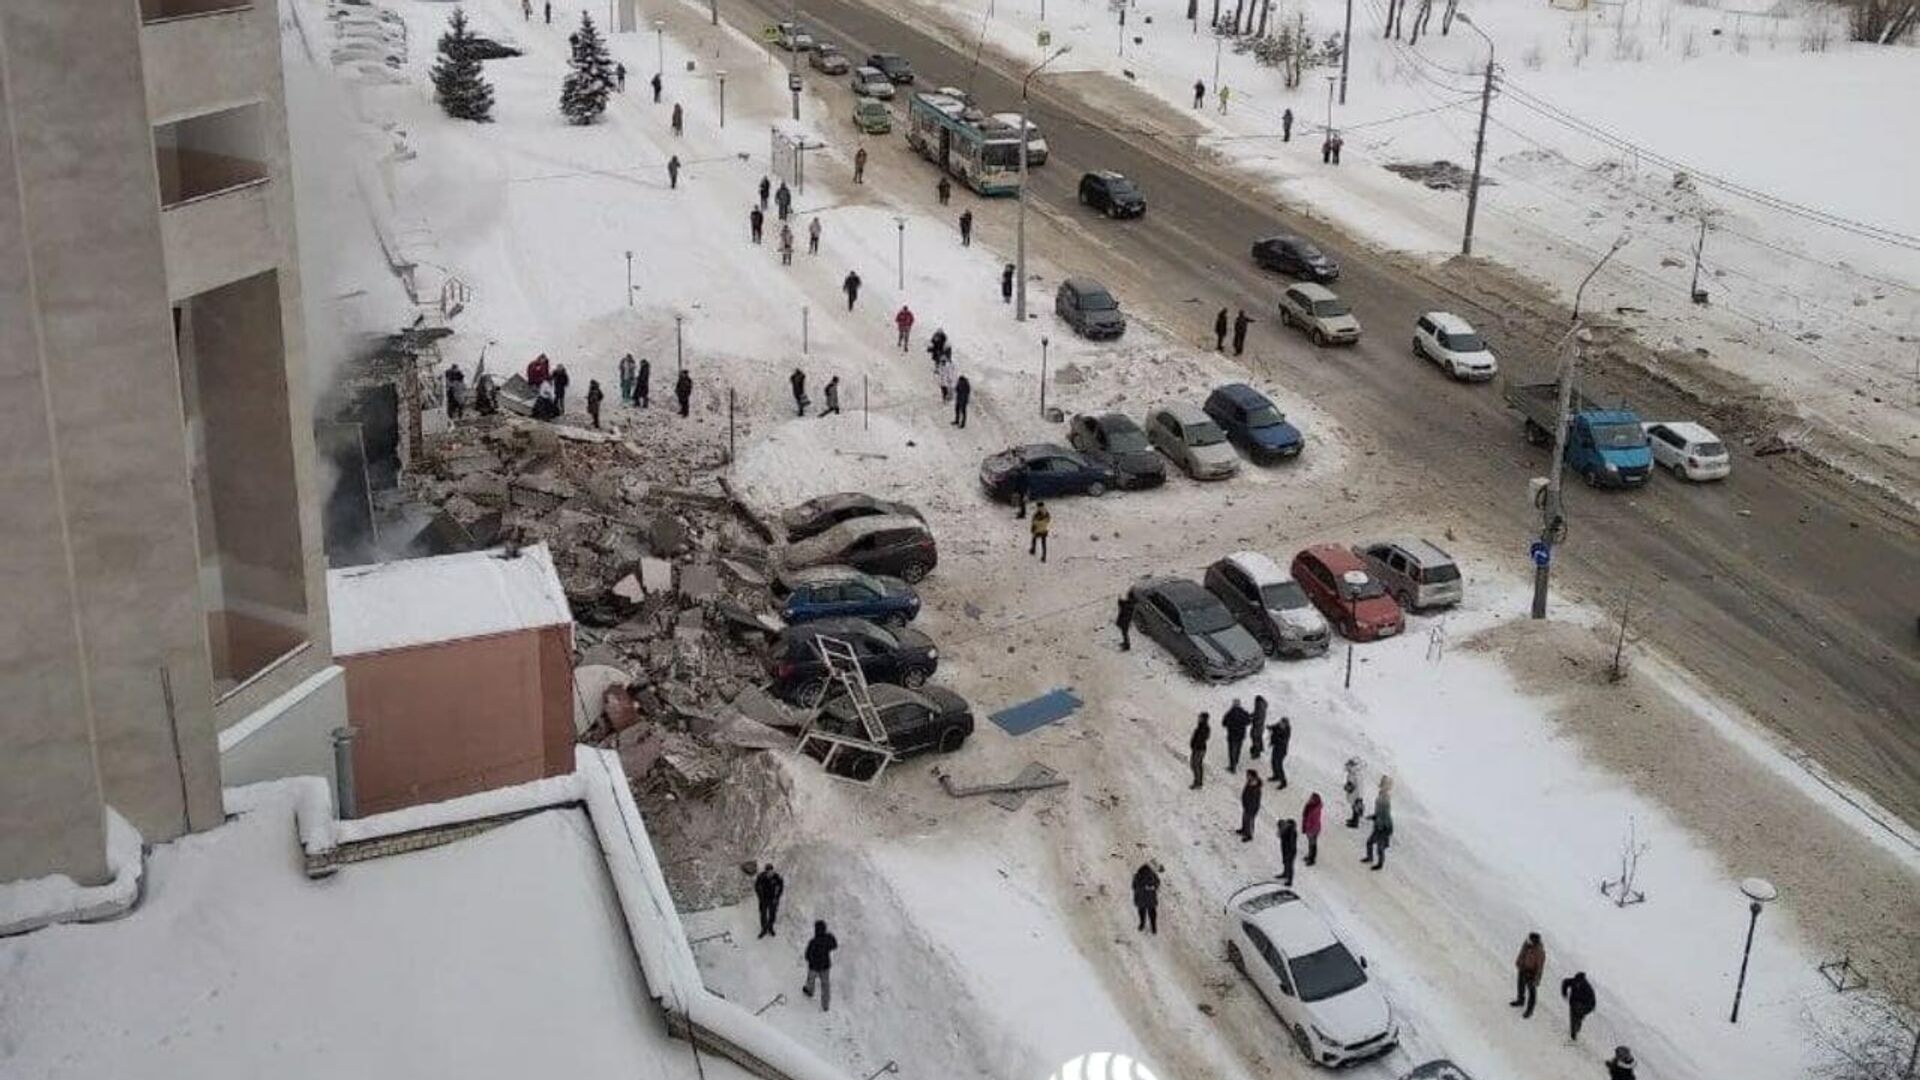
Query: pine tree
559 13 615 125
431 8 495 122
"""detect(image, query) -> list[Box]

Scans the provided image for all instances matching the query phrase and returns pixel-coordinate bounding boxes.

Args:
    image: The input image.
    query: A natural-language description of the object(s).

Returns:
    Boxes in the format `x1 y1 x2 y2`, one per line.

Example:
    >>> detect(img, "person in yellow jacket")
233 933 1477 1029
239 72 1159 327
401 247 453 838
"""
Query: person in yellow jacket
1029 501 1051 562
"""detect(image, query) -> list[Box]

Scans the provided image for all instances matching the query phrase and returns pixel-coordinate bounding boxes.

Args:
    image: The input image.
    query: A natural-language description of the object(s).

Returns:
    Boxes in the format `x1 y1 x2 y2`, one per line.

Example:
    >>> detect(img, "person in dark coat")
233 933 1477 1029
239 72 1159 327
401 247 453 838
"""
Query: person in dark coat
1131 863 1160 934
586 379 605 428
674 368 693 417
1249 694 1267 758
1282 107 1294 141
1221 699 1252 772
1115 594 1135 651
759 176 771 210
790 368 808 416
936 175 952 205
1364 776 1393 870
667 155 681 189
1000 263 1015 303
1232 309 1253 355
1192 79 1205 108
1010 467 1029 519
1512 931 1546 1017
1276 818 1299 885
551 364 571 410
1301 792 1323 865
1268 712 1291 787
616 63 627 91
754 864 785 937
636 357 651 407
1562 971 1597 1041
671 101 684 135
843 270 862 311
959 209 973 246
444 364 466 420
853 146 867 183
1605 1046 1636 1080
1188 713 1210 790
1237 770 1263 841
775 181 792 220
952 374 971 427
651 72 663 103
543 0 551 22
809 216 821 255
927 329 949 368
1344 756 1366 828
802 920 837 1011
821 376 841 416
750 206 765 244
1213 307 1229 351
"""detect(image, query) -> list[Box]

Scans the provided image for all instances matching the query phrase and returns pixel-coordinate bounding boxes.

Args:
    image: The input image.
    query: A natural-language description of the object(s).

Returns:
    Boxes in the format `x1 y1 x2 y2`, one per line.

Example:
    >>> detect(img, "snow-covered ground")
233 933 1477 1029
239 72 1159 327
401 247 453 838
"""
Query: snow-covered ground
278 4 1918 1080
894 0 1920 485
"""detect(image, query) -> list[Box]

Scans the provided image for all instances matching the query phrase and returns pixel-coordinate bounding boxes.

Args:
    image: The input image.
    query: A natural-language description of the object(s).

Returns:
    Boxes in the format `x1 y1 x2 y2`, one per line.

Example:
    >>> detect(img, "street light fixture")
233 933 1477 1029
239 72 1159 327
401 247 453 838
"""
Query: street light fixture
1729 877 1777 1024
1015 44 1071 322
1456 13 1495 258
1573 232 1630 325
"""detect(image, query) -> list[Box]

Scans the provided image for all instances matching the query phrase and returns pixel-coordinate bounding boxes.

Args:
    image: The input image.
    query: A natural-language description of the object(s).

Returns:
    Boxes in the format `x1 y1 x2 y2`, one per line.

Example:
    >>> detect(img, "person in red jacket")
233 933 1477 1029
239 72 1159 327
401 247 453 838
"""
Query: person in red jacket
1301 792 1324 866
526 353 551 389
894 305 915 351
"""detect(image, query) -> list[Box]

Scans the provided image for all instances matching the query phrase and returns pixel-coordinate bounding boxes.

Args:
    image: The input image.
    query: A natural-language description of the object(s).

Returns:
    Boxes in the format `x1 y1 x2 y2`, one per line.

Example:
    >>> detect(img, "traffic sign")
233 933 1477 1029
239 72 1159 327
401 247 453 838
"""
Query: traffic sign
1529 540 1551 567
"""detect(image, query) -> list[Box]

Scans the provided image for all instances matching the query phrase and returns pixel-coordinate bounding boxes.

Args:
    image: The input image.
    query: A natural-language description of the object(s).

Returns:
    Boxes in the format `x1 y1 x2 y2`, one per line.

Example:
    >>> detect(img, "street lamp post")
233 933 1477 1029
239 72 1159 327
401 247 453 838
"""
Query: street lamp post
1729 877 1777 1024
1324 74 1336 141
674 313 685 370
1212 34 1222 89
1457 13 1495 257
1016 45 1071 322
1039 336 1050 417
894 215 906 289
717 70 728 128
625 250 634 306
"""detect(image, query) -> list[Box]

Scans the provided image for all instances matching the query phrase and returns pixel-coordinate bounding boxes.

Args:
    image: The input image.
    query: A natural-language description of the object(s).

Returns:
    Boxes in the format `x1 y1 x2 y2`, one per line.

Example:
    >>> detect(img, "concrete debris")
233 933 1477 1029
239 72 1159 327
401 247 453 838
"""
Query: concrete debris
572 664 634 736
727 685 807 732
678 561 720 600
640 557 674 593
648 512 692 556
612 574 645 604
720 558 768 587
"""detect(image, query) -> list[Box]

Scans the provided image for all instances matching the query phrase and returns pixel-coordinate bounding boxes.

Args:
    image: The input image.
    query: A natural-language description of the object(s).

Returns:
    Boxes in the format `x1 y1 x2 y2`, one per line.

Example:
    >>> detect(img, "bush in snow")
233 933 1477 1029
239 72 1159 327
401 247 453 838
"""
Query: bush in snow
431 8 495 122
560 13 616 125
1846 0 1918 42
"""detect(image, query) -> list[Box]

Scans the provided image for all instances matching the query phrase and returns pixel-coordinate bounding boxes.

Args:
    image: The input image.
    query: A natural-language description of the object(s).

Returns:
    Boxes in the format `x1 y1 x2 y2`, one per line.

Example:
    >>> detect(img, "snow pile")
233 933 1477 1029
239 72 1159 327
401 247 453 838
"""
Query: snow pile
0 810 143 938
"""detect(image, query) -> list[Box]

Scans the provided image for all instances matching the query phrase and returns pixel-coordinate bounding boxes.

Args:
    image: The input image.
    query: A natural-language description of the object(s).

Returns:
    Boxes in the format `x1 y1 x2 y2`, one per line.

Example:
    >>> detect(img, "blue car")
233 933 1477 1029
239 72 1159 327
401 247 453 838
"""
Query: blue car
979 443 1120 501
781 565 921 627
1204 383 1303 464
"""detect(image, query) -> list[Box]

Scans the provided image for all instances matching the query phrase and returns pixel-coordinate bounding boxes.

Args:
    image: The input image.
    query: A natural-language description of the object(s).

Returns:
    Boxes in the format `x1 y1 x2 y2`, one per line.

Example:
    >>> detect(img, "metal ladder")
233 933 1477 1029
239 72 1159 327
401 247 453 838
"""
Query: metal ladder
795 636 894 783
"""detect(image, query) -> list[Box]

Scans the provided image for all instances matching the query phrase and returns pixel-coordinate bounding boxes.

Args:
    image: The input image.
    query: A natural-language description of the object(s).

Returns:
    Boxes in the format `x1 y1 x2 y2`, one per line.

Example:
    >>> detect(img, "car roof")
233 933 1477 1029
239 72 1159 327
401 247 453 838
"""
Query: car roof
1223 551 1289 586
1080 411 1141 432
1016 442 1077 460
786 513 927 559
1062 277 1111 295
1140 576 1215 609
1156 402 1212 426
1211 382 1272 408
784 564 873 588
784 615 888 642
1422 311 1474 334
1647 420 1718 442
1228 883 1339 953
1256 234 1303 247
827 682 922 715
1366 537 1455 565
1288 282 1338 301
1085 169 1125 182
855 65 885 76
1299 543 1367 573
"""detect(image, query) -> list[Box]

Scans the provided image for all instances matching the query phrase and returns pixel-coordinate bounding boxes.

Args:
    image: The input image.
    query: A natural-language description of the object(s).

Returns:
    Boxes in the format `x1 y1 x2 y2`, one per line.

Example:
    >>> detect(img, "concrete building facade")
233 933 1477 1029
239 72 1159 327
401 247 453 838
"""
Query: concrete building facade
0 0 341 886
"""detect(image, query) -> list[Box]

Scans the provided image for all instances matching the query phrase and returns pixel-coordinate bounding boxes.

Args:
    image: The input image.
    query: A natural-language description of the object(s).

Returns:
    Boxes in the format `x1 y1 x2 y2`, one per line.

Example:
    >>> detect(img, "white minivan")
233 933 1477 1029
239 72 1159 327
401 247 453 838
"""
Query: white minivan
1643 421 1731 481
1412 311 1497 380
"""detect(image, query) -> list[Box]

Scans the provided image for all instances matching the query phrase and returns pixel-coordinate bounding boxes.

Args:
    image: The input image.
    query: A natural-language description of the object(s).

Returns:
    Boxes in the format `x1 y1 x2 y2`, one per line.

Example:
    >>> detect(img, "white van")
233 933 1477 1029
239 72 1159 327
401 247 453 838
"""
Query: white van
1643 421 1731 481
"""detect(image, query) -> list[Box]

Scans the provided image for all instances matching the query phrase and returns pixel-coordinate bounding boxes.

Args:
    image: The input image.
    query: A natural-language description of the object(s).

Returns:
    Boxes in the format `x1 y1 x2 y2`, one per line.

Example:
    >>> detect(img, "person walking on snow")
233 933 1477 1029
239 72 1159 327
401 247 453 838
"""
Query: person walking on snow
667 155 681 189
1343 756 1367 827
1269 711 1291 787
853 146 867 183
754 864 784 938
1011 466 1029 519
759 176 771 210
821 375 841 416
551 364 571 411
789 368 808 416
952 374 971 427
444 364 466 421
936 174 952 205
1028 501 1051 561
616 63 627 91
1218 84 1231 113
1221 698 1252 772
543 1 551 22
651 72 662 104
1188 713 1211 790
586 379 605 428
671 102 684 135
1001 263 1015 304
1232 309 1253 355
636 357 651 408
618 353 637 405
1282 107 1294 142
779 222 794 265
1214 307 1229 351
750 206 765 244
1363 775 1393 869
1131 862 1160 934
808 216 821 255
1192 79 1205 108
1276 817 1299 886
843 270 862 310
775 181 792 220
801 920 837 1011
1301 792 1323 865
1605 1046 1636 1080
1249 694 1267 758
895 305 915 351
1562 971 1597 1042
959 209 973 246
937 355 956 401
1237 770 1263 841
522 0 531 20
1114 593 1135 651
1513 932 1546 1018
927 328 949 368
674 368 693 417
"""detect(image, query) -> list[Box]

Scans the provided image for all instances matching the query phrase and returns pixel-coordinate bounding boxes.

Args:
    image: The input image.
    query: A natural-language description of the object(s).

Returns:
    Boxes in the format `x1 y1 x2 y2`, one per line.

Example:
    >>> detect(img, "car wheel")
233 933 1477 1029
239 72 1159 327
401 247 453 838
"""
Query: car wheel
899 560 930 583
1311 328 1328 347
937 726 967 753
901 666 930 689
885 611 912 628
1226 940 1245 973
1412 338 1425 359
794 678 828 703
1448 360 1462 379
1280 309 1294 328
1086 480 1107 497
1258 631 1278 658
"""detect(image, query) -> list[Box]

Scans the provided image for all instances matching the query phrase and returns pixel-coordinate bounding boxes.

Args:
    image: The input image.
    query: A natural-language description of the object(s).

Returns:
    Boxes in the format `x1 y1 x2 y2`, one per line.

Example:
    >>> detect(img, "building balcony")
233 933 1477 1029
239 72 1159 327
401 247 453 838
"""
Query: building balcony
140 2 273 127
159 175 277 301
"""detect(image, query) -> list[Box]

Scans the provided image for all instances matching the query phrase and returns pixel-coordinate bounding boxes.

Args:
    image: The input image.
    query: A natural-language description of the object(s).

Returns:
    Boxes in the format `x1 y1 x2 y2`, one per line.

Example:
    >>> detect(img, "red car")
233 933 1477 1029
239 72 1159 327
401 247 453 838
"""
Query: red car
1290 545 1405 641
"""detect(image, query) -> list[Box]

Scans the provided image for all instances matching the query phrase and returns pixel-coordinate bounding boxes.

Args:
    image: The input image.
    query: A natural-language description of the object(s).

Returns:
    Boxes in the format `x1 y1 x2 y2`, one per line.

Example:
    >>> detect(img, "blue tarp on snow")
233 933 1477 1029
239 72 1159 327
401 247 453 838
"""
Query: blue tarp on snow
989 688 1083 736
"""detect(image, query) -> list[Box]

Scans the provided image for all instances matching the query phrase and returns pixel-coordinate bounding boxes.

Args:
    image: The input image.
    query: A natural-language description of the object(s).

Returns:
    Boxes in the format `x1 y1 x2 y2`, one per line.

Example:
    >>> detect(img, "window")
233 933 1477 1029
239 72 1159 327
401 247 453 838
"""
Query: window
1242 924 1293 994
1260 579 1308 611
1106 427 1149 453
142 0 253 22
153 104 268 208
1290 943 1369 1003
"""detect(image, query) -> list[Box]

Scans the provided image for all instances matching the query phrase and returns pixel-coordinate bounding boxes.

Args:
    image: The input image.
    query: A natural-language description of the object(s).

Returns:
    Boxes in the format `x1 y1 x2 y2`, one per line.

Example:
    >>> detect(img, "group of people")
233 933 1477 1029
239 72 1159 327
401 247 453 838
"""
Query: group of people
1212 307 1254 355
1514 932 1635 1076
1190 81 1342 163
752 864 841 1013
788 367 842 418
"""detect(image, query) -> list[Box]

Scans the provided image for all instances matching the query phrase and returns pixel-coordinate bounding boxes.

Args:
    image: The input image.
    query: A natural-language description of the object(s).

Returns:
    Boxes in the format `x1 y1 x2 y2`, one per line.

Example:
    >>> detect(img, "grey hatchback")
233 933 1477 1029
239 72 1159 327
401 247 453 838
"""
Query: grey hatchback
1056 278 1127 340
1128 576 1265 682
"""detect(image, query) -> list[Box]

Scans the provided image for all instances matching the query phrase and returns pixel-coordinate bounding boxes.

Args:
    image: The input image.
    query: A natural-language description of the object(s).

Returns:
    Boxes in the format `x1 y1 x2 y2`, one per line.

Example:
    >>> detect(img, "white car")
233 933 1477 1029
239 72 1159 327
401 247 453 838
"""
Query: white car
1279 283 1362 347
775 22 814 51
1643 421 1731 481
1145 404 1240 481
1224 883 1398 1067
991 113 1048 165
1412 311 1497 381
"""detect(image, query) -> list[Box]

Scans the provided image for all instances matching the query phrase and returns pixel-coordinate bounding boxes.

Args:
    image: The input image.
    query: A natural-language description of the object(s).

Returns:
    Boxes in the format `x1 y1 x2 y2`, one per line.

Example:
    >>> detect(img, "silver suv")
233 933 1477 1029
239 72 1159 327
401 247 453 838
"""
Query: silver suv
1278 282 1362 347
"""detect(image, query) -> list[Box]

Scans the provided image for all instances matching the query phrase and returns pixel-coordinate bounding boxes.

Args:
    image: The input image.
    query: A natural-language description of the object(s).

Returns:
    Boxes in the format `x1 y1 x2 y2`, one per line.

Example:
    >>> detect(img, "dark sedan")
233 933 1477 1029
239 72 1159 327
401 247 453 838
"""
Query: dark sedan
816 683 974 755
782 491 924 542
1067 412 1166 489
1251 235 1340 282
768 617 938 703
979 443 1120 501
1128 577 1265 682
865 52 915 83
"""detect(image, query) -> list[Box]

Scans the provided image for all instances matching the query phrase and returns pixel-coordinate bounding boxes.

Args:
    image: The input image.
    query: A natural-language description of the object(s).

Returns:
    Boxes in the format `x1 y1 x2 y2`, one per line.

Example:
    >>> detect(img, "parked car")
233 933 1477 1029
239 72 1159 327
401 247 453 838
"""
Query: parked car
1067 412 1166 489
1398 1062 1474 1080
768 617 938 702
1203 383 1304 463
778 514 937 583
1055 278 1127 340
1224 882 1399 1067
865 52 915 83
1357 538 1462 611
1204 552 1331 658
1412 311 1498 380
1279 283 1361 347
979 443 1120 500
809 43 850 73
1128 577 1265 682
1077 170 1146 218
853 99 892 134
1643 420 1731 481
1251 235 1340 282
815 683 974 755
1145 404 1240 481
851 66 895 99
1291 544 1404 641
782 492 924 542
780 565 921 627
991 113 1048 165
773 21 814 50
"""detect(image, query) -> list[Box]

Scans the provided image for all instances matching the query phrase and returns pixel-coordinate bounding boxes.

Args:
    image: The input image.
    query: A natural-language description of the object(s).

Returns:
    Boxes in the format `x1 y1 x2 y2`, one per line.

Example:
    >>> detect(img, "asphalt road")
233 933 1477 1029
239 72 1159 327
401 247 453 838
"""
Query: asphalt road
736 0 1919 826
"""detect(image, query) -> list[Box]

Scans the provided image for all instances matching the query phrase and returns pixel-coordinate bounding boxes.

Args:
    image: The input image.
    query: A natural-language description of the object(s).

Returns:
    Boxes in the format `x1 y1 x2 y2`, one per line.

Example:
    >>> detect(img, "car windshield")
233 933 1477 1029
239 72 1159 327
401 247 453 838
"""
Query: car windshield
1080 289 1118 311
1108 178 1137 195
1441 330 1487 352
1297 244 1327 262
1187 420 1226 446
1182 601 1235 634
1289 943 1369 1003
1695 441 1727 457
1244 404 1287 429
983 141 1022 168
1310 299 1350 318
1338 569 1385 600
1106 427 1151 452
1260 580 1308 609
1592 422 1648 449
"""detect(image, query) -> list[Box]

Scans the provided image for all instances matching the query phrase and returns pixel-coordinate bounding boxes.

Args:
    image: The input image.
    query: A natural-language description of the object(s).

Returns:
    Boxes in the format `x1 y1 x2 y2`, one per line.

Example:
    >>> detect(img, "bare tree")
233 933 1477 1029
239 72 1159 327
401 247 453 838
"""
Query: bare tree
1408 0 1434 45
1848 0 1918 42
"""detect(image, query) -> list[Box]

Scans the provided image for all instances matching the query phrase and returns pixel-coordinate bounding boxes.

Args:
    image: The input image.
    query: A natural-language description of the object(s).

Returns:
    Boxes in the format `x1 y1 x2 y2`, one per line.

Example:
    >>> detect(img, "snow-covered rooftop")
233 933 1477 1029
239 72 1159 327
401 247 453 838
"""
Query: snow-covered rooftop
0 785 749 1080
327 543 571 656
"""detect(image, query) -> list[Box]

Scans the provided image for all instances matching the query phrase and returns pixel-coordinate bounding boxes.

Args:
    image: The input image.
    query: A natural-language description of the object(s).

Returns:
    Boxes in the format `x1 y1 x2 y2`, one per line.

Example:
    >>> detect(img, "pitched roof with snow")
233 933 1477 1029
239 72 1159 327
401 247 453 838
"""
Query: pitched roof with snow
327 544 572 656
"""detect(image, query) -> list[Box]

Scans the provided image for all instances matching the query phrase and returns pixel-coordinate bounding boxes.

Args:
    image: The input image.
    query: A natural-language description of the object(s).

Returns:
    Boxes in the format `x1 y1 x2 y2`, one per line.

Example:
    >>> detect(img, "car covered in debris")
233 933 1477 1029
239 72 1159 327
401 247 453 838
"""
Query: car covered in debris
815 683 974 755
1204 552 1331 658
768 617 938 702
979 443 1121 501
778 514 937 583
1067 412 1166 490
1224 882 1399 1066
780 566 921 627
1127 576 1265 682
782 492 925 542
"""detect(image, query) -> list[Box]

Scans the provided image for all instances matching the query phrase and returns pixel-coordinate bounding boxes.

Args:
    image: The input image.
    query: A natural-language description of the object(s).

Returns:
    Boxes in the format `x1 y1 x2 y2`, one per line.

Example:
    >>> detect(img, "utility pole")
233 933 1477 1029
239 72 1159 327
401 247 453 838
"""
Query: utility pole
1039 336 1050 417
625 250 634 306
894 215 906 289
1458 13 1494 257
654 19 665 77
1339 0 1353 102
787 0 801 121
1213 34 1223 89
1016 45 1071 322
1324 74 1335 139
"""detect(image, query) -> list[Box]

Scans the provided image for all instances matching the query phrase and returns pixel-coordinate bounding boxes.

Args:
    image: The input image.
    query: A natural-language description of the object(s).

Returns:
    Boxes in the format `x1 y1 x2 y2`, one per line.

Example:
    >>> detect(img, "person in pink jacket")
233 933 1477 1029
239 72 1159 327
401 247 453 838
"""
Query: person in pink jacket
1301 792 1324 866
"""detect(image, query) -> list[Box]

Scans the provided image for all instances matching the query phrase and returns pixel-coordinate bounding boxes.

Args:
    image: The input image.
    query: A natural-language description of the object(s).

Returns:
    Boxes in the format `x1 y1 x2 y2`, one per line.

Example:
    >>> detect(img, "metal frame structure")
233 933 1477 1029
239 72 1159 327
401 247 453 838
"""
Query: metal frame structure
793 635 895 784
